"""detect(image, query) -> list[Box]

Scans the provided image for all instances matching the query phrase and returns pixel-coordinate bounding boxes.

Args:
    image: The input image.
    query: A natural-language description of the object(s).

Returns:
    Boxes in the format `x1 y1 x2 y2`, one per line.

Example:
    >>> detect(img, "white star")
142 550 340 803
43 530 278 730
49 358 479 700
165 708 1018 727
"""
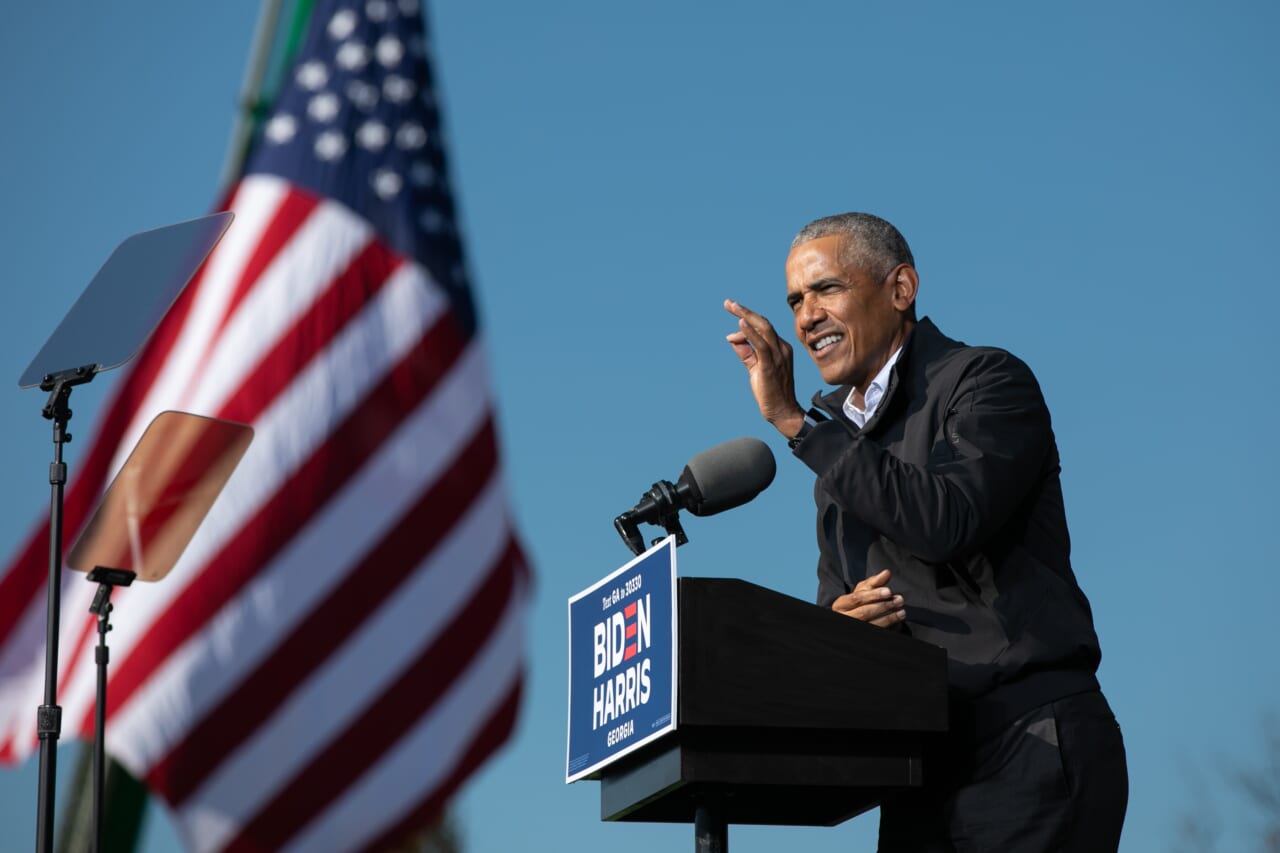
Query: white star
264 114 297 144
296 61 329 91
315 130 348 161
383 75 416 104
345 80 379 111
366 0 391 22
336 41 370 72
409 161 436 187
356 120 390 151
372 168 403 200
396 123 427 150
376 35 404 68
328 10 357 40
307 92 341 123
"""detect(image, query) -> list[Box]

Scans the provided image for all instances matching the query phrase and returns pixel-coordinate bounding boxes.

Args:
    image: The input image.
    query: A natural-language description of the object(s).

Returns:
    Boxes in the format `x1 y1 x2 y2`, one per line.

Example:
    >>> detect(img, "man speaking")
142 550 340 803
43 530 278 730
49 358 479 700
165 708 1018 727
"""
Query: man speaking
725 213 1127 851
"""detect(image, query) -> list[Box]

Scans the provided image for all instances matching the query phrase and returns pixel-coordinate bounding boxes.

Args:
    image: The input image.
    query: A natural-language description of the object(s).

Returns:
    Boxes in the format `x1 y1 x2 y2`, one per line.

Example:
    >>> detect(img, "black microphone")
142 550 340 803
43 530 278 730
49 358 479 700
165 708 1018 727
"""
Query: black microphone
614 438 776 554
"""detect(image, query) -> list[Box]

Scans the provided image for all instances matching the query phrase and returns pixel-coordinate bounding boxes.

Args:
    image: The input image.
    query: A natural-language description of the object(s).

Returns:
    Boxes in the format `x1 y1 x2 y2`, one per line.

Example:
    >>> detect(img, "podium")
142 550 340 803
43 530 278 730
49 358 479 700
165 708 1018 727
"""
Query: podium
598 577 948 828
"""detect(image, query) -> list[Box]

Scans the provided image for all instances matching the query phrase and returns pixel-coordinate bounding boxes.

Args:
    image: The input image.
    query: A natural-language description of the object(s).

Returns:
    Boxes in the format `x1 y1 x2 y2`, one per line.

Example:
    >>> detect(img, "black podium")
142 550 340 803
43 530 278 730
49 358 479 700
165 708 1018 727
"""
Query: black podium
598 577 948 829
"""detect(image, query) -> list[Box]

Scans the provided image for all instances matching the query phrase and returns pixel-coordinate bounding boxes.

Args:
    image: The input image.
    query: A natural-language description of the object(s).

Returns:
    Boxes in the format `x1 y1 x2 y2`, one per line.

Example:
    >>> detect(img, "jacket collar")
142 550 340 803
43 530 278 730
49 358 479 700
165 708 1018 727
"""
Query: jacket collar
810 316 950 431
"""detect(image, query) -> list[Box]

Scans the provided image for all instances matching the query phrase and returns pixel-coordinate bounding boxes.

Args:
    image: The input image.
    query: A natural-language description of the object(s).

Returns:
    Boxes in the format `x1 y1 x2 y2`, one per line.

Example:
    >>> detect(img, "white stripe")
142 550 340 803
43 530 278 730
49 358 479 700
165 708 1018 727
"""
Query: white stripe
0 568 108 757
104 177 291 486
52 261 449 742
0 178 286 758
279 577 527 853
177 197 373 416
0 581 53 749
178 479 514 852
106 341 493 776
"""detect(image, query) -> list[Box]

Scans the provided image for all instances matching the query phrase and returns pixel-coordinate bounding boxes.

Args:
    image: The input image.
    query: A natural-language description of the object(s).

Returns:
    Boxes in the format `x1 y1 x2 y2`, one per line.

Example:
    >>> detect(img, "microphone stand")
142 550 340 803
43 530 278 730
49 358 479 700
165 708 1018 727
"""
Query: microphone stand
35 364 97 853
613 479 688 556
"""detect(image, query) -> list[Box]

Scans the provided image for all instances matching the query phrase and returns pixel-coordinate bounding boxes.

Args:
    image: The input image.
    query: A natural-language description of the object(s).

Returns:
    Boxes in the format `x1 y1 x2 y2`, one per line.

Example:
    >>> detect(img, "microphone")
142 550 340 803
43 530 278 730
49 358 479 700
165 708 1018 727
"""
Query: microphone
614 438 776 554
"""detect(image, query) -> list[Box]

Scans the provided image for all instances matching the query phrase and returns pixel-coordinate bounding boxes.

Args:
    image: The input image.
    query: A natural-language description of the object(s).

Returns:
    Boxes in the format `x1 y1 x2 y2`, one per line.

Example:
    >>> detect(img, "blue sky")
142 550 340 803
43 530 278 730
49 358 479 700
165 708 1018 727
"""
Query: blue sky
1 2 1277 851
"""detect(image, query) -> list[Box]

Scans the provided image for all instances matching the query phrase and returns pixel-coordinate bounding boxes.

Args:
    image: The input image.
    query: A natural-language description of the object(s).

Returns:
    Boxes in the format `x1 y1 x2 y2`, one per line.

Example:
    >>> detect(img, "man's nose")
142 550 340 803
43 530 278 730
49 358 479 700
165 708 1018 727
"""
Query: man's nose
797 296 825 329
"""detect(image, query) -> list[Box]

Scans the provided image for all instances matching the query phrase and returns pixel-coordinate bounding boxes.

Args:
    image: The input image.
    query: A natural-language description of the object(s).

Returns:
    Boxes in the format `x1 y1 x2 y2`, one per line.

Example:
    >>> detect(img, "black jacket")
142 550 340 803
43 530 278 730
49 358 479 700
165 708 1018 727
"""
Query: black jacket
794 318 1101 740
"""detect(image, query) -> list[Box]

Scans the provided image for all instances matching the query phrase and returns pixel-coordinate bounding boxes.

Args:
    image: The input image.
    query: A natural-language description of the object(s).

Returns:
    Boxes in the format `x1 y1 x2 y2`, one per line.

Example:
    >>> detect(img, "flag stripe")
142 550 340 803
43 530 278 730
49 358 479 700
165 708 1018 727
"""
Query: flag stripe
217 239 404 421
0 187 227 650
176 194 375 418
281 585 528 853
47 267 449 746
50 239 434 752
0 226 228 756
211 189 321 342
0 177 289 693
173 458 515 845
223 543 524 852
77 310 468 736
153 415 499 803
102 341 495 778
355 678 524 853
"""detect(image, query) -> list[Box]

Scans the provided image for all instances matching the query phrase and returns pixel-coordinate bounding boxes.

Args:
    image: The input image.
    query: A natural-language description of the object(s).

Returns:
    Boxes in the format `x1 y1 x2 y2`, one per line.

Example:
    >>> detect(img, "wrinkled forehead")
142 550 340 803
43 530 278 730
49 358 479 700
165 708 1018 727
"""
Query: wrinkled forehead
785 234 860 289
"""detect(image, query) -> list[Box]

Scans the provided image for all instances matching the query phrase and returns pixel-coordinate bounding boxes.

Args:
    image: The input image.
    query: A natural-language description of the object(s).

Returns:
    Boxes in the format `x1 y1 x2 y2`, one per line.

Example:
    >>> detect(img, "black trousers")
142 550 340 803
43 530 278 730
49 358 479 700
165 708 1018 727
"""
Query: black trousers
878 691 1128 853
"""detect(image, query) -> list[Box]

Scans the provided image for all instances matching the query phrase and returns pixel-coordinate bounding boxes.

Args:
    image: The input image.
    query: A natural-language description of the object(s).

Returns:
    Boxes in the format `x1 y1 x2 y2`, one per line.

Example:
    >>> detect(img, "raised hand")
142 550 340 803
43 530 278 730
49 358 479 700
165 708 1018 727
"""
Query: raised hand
724 298 805 439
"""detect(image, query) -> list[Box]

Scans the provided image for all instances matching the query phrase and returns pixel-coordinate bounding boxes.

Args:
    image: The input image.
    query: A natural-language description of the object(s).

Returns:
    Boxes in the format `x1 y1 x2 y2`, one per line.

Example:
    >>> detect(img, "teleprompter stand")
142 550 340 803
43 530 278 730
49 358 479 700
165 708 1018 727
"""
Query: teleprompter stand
597 578 949 851
85 568 135 853
17 212 233 853
66 411 253 853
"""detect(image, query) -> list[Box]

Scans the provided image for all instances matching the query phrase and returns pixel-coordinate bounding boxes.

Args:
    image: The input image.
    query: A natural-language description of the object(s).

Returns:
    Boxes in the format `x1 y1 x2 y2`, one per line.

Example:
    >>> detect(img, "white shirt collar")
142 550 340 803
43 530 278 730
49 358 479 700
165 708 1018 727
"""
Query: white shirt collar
842 346 903 428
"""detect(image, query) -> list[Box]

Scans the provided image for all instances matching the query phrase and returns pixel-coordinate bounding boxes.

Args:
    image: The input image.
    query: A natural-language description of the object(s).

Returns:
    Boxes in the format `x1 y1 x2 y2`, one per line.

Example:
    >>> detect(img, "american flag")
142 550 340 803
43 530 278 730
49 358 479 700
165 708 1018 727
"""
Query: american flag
0 1 531 850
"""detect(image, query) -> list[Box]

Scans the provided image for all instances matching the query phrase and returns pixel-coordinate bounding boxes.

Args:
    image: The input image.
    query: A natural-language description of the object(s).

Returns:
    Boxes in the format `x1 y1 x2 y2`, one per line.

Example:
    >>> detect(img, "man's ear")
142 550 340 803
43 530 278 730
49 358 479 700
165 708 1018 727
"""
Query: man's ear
891 265 919 313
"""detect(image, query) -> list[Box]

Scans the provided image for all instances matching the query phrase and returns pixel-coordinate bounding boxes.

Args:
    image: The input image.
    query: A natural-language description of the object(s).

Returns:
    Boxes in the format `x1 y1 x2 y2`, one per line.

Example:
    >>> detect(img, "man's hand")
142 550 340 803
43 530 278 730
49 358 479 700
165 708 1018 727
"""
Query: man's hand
724 299 805 439
831 569 906 627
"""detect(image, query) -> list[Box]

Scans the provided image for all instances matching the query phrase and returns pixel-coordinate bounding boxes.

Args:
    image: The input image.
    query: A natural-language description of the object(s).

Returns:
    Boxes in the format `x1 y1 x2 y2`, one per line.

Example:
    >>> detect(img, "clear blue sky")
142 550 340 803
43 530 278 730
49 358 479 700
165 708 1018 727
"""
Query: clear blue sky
1 2 1277 851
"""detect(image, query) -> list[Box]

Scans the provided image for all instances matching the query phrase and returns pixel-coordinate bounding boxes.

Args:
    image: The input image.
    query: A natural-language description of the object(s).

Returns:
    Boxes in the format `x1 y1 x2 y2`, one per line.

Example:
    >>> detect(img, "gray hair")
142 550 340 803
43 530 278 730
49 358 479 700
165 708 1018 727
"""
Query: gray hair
791 212 915 277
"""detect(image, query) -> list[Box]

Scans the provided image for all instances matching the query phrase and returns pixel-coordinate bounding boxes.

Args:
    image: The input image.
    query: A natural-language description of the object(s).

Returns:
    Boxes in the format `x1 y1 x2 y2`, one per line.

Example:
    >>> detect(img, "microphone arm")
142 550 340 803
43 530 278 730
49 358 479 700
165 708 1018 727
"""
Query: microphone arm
612 437 775 556
613 479 689 556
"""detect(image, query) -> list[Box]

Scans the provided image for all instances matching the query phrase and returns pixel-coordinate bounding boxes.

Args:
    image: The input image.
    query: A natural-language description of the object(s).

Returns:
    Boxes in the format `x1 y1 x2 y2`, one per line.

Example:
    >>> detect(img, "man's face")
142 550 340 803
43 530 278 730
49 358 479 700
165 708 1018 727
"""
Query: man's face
785 234 915 389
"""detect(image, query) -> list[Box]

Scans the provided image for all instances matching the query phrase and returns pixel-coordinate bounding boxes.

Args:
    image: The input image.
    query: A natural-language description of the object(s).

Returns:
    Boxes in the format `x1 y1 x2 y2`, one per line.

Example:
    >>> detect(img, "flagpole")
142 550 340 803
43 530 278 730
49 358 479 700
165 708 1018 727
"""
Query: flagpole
217 0 287 195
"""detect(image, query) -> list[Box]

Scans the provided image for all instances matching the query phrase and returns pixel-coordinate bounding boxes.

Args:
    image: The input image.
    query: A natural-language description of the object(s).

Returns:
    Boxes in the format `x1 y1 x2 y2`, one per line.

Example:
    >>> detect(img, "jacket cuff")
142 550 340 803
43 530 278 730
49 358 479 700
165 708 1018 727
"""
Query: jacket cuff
792 418 855 476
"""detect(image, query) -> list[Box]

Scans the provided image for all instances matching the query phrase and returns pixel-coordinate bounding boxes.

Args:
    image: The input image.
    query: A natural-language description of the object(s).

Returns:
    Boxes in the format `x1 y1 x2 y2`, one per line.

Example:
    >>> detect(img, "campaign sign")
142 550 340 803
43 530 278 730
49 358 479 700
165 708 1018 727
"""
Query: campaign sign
565 536 677 783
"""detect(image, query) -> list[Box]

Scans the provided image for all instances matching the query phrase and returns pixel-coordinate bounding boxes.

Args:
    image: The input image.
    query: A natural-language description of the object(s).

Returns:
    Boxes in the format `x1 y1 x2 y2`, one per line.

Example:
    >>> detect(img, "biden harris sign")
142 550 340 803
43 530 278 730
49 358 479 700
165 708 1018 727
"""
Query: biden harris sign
565 536 678 783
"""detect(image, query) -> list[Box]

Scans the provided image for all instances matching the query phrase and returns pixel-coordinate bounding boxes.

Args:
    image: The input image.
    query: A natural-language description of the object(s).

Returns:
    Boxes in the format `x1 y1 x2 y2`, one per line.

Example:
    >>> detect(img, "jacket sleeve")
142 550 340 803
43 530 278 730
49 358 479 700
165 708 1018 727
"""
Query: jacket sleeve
795 349 1054 564
814 491 846 609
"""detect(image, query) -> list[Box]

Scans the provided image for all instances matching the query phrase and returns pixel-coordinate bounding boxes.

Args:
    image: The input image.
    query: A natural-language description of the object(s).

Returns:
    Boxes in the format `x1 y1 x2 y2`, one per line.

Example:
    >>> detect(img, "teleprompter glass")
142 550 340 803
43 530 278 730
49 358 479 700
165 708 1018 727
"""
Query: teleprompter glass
66 411 253 582
18 212 234 389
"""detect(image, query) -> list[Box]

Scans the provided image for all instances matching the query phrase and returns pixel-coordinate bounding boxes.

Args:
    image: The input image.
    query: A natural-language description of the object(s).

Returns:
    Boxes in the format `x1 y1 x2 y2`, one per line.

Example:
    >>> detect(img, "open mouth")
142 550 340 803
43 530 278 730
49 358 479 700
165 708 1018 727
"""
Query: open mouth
811 333 843 353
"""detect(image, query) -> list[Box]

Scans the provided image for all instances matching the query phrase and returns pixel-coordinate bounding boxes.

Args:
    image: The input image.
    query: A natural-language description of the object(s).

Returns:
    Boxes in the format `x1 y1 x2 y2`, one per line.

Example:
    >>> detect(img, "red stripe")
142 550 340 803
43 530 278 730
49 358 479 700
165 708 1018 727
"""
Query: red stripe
0 186 231 649
0 190 246 757
177 187 321 413
220 542 523 852
73 417 254 575
151 417 500 805
624 602 636 618
220 239 403 423
213 188 320 341
55 233 404 704
355 677 524 853
624 644 636 660
625 623 636 639
81 313 469 736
